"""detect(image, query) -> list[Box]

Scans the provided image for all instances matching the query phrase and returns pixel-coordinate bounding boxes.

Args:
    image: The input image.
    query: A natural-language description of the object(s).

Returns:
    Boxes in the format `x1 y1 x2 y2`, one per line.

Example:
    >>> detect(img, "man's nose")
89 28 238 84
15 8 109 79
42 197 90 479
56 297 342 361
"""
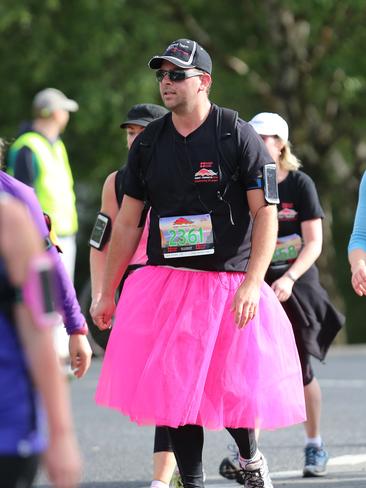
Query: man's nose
161 72 172 84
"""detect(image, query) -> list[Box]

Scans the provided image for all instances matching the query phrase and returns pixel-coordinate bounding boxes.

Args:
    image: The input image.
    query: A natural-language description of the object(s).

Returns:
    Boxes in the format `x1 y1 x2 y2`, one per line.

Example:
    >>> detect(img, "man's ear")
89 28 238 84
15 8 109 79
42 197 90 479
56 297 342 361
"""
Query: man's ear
198 73 212 93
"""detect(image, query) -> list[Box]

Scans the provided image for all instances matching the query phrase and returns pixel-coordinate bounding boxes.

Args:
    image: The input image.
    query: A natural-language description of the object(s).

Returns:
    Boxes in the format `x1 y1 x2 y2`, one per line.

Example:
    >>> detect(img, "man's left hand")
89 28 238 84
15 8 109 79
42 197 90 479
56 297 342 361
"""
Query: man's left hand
231 277 261 328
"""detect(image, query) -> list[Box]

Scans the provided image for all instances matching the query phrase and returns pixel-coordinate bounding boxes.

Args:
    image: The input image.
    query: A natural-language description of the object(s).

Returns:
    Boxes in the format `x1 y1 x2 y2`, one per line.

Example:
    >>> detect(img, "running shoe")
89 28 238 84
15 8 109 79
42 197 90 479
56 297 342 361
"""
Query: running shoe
219 444 243 484
171 470 183 488
171 468 206 488
303 444 329 477
237 454 273 488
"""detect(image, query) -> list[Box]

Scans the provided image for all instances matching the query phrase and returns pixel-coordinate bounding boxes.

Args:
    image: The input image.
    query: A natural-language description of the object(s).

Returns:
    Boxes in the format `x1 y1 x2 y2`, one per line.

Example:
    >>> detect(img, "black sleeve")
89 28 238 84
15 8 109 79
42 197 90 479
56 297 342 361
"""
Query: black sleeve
13 147 36 187
236 119 275 190
114 167 127 208
296 172 324 222
123 133 146 201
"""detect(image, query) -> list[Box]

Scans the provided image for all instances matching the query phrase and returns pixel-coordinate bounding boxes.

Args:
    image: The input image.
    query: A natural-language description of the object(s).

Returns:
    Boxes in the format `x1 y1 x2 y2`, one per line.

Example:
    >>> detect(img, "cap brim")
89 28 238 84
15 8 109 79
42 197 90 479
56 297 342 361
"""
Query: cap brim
62 99 79 112
120 118 151 129
249 122 288 142
148 56 196 70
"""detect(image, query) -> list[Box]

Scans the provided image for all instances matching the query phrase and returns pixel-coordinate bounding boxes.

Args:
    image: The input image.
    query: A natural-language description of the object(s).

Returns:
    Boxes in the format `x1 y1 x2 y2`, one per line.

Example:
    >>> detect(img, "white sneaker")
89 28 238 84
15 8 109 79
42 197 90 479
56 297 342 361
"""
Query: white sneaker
238 454 273 488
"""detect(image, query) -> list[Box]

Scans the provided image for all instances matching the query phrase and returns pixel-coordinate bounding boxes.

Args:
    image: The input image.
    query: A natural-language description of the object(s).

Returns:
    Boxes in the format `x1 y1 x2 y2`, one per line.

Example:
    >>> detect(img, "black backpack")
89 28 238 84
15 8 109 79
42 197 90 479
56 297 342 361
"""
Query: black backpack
114 106 240 217
114 166 126 208
137 106 240 191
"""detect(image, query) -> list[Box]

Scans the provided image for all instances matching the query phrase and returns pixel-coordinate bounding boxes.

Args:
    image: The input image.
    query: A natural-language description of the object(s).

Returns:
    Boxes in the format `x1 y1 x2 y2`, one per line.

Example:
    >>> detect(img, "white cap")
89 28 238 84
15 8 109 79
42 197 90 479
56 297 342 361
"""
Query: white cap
249 112 289 142
33 88 79 115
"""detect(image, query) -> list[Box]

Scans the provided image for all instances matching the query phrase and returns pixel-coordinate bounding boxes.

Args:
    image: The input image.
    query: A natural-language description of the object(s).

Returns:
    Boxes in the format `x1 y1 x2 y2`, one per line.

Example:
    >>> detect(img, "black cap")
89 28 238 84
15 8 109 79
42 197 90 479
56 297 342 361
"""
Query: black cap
120 103 169 128
148 39 212 74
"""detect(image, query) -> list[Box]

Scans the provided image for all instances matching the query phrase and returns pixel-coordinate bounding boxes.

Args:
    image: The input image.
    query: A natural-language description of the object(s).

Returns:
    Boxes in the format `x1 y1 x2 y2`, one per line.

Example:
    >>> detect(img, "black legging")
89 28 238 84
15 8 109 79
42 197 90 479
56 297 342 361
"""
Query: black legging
164 425 256 488
0 455 39 488
154 426 174 453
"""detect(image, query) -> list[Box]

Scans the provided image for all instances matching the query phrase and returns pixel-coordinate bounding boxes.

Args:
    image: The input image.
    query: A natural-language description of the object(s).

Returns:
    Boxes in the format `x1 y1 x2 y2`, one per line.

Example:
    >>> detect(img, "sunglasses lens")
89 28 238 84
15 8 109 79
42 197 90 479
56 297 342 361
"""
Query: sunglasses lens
156 70 165 82
156 70 188 82
169 71 186 81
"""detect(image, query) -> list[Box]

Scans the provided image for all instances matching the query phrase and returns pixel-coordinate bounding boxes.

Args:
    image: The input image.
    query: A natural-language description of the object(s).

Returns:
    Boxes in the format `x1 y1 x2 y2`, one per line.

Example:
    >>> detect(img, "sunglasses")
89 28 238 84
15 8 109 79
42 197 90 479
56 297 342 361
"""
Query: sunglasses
156 69 204 82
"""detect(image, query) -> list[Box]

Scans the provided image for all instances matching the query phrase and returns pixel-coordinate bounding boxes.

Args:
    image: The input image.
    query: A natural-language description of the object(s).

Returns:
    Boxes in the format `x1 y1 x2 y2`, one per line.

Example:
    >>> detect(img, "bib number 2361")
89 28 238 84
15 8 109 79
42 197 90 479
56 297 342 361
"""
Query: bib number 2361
159 213 215 258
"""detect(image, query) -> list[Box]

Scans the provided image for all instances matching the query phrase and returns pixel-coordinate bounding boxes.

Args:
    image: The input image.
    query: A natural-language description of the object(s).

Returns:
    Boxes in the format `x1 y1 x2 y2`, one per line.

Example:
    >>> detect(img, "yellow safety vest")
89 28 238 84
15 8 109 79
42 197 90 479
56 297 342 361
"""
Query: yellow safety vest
9 132 78 236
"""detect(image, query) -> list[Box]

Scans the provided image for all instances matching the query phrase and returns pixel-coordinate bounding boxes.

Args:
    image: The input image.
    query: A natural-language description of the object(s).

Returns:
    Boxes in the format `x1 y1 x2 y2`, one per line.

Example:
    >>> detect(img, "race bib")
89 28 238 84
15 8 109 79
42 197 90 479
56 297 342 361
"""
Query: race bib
159 213 215 258
272 233 302 263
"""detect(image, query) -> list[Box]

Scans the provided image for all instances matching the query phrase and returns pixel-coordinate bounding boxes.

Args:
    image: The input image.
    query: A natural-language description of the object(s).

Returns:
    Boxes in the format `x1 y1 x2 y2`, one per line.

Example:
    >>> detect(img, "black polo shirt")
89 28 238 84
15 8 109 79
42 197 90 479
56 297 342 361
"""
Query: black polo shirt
124 104 274 271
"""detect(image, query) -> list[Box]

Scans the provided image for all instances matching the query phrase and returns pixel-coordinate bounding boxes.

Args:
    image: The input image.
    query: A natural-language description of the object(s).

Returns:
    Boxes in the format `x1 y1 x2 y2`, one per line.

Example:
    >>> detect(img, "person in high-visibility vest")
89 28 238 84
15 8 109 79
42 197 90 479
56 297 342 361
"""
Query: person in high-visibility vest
7 88 79 362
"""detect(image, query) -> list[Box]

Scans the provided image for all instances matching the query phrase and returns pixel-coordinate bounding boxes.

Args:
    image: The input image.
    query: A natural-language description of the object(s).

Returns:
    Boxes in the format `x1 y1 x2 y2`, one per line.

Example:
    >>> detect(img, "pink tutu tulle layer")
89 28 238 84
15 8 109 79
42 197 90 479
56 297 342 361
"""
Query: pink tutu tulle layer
95 266 306 430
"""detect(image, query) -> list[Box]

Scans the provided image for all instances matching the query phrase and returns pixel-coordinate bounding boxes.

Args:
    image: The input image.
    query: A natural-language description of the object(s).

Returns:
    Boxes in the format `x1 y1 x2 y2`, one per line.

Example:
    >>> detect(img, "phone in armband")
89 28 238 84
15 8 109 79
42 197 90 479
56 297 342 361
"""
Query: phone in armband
89 212 112 250
263 163 280 204
22 255 61 329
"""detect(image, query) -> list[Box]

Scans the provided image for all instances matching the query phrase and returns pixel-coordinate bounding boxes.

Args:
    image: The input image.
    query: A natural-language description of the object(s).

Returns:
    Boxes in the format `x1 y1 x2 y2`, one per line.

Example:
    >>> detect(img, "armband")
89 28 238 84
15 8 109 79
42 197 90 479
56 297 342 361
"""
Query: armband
263 164 280 205
89 212 112 251
22 254 61 329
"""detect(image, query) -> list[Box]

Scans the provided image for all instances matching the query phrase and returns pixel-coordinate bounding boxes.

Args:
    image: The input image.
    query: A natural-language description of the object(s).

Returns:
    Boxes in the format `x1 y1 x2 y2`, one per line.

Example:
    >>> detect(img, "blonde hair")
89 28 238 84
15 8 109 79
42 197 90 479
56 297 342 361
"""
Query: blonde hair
279 140 301 171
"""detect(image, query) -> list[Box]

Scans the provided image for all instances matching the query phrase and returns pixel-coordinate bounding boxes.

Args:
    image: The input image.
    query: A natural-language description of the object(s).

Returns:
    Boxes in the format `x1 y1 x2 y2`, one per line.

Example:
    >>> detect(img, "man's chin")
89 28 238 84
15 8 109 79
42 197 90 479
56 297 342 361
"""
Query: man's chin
163 99 175 110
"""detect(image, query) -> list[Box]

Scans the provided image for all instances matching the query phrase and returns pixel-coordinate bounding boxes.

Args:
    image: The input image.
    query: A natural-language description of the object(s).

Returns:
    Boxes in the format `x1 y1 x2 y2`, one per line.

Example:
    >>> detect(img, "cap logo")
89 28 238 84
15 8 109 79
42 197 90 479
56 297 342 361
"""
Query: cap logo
166 41 196 65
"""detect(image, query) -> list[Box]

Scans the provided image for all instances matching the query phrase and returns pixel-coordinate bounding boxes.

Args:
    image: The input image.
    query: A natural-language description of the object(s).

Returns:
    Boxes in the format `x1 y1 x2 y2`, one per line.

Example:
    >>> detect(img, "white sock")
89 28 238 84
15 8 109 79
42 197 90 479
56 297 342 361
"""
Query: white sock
305 436 322 448
239 449 261 468
150 481 169 488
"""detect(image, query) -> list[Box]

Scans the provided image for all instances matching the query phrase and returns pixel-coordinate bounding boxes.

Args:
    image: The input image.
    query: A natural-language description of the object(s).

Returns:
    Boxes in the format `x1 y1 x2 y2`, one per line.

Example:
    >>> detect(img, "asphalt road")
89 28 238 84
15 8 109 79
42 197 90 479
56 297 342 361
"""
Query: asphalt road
35 345 366 488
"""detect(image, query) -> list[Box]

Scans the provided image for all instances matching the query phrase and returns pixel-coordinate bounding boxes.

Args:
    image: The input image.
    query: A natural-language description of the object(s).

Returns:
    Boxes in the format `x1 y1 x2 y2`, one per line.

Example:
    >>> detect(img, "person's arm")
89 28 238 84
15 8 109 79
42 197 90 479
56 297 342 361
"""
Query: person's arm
271 219 322 301
91 194 145 330
90 171 119 310
231 189 278 328
11 181 92 376
348 173 366 295
0 196 81 488
12 147 37 187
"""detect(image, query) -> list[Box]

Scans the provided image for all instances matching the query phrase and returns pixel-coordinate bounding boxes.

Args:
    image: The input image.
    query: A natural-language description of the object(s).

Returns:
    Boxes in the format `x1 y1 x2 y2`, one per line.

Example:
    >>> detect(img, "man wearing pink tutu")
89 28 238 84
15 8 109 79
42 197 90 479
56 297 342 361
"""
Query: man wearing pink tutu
92 39 306 488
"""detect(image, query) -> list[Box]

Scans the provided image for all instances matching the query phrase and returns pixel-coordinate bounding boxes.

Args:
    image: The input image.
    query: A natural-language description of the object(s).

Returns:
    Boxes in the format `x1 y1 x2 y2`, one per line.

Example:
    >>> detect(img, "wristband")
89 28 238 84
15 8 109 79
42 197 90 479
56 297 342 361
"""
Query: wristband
285 270 297 282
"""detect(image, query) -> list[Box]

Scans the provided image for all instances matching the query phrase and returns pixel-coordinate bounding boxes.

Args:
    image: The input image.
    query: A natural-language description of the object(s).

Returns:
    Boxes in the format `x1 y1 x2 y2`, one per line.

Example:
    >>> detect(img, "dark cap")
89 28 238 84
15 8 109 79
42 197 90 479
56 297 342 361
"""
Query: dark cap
120 103 169 128
148 39 212 74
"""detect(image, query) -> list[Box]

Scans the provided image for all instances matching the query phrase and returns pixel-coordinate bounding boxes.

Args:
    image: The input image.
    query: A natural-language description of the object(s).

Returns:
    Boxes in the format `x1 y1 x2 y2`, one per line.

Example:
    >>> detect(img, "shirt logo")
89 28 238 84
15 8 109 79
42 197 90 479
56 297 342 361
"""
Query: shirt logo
278 203 298 222
194 162 218 183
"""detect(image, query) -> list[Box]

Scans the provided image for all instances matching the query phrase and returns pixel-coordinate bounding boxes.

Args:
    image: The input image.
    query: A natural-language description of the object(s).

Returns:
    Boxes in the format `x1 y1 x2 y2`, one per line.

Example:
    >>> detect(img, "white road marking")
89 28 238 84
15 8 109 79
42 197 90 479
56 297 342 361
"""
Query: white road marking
328 454 366 466
319 379 366 388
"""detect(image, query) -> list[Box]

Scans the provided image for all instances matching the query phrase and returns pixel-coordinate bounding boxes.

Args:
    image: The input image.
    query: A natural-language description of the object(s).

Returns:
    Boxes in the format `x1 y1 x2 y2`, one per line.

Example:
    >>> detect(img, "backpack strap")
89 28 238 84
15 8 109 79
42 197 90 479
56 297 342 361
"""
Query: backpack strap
138 114 168 191
114 167 126 208
113 165 149 227
216 106 240 182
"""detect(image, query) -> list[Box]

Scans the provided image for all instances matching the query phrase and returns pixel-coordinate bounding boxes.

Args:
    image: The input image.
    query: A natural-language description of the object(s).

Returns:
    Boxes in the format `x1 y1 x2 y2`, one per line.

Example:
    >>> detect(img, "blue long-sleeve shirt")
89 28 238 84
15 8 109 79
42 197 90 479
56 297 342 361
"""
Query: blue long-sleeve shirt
349 172 366 253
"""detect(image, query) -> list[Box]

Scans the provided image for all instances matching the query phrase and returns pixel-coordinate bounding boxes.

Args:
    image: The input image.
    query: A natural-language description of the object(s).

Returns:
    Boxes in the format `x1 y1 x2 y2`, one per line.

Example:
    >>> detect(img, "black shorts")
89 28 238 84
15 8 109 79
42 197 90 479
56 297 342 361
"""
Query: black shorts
0 454 39 488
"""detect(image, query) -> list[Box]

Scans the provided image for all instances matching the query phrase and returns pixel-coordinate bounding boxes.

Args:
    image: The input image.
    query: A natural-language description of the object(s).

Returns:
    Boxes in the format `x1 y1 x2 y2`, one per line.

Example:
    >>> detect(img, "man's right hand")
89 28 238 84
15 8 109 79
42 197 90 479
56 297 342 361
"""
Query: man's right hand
90 294 115 330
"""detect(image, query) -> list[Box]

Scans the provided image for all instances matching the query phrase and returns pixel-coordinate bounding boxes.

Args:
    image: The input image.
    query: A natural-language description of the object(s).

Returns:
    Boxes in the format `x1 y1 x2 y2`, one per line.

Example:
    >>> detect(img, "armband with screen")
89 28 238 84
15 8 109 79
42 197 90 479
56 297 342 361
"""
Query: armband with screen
263 163 280 204
89 212 112 250
22 254 61 329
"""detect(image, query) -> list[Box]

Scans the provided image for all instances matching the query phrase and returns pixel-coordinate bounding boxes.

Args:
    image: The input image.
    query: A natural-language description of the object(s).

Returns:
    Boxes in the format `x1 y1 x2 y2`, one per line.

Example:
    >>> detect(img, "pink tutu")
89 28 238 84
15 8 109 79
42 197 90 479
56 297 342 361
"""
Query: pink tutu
96 266 305 430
